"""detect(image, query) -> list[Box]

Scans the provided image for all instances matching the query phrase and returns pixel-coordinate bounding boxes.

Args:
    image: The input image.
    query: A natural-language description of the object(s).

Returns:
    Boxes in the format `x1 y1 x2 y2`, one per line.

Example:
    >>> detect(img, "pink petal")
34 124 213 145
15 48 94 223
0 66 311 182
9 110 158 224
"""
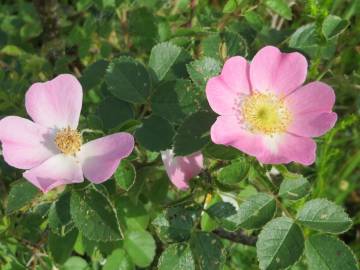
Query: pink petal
285 82 337 137
161 149 203 190
78 133 134 184
250 46 308 97
25 74 83 129
210 115 316 165
256 135 293 164
279 133 316 165
288 112 337 137
285 82 335 113
210 115 264 157
0 116 57 169
206 56 251 115
23 154 84 193
221 56 251 94
255 134 316 165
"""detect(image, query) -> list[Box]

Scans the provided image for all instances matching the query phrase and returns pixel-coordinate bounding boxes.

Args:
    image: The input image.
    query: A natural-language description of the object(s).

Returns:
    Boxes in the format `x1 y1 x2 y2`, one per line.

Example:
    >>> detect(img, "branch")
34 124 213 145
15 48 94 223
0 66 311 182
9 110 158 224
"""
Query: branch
214 228 257 246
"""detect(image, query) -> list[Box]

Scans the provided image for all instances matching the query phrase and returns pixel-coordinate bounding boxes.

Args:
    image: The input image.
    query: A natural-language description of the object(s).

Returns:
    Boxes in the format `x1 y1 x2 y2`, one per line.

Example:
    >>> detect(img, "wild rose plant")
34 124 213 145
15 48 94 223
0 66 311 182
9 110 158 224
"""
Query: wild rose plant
206 46 337 165
0 74 134 192
0 2 358 270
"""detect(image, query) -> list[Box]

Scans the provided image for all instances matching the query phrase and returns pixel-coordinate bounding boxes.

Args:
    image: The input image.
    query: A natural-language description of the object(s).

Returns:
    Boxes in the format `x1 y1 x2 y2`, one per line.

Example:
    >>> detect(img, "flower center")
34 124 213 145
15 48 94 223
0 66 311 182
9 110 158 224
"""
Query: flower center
242 92 291 135
54 127 82 155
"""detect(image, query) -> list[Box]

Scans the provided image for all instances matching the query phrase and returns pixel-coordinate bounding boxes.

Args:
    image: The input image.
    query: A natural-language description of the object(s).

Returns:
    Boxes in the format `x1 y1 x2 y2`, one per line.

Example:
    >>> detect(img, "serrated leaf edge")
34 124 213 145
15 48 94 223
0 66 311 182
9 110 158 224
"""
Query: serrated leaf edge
296 198 353 234
149 42 182 81
236 193 277 231
305 234 360 270
256 217 304 270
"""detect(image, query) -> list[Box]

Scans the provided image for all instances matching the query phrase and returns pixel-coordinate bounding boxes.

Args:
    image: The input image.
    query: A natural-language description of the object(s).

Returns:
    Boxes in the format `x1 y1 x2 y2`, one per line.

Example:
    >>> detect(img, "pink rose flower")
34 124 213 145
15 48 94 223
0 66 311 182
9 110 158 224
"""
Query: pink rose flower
206 46 337 165
0 74 134 192
161 149 203 189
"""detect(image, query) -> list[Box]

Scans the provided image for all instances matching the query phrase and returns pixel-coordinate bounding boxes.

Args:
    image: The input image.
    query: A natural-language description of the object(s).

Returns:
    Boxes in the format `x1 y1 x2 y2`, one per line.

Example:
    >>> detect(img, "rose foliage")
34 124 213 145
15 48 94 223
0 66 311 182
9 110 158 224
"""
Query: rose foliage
0 1 359 270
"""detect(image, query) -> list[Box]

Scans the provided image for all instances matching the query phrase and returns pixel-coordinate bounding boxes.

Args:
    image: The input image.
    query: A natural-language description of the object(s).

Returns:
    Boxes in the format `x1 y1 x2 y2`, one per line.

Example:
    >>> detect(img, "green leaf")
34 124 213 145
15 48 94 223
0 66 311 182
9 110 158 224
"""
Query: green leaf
102 0 116 8
206 202 236 219
20 22 42 39
305 234 359 270
1 45 25 56
114 160 136 191
128 166 152 203
98 97 134 130
289 23 319 58
322 15 349 40
48 192 74 236
201 194 221 232
119 119 142 133
203 144 241 160
201 33 222 59
49 229 78 264
105 57 151 103
70 188 122 241
265 0 292 20
143 169 170 204
152 207 196 243
124 230 156 268
103 249 134 270
86 114 103 130
223 31 248 58
61 256 89 270
80 234 121 257
151 80 186 123
158 244 195 270
223 0 237 13
6 179 39 214
128 7 157 50
187 57 221 89
75 0 93 11
174 111 216 156
149 42 184 81
224 193 276 230
296 199 352 234
190 232 225 270
278 174 311 200
217 158 250 185
135 115 174 151
17 202 49 243
115 196 150 230
80 60 109 90
244 10 265 31
257 217 304 270
151 80 203 123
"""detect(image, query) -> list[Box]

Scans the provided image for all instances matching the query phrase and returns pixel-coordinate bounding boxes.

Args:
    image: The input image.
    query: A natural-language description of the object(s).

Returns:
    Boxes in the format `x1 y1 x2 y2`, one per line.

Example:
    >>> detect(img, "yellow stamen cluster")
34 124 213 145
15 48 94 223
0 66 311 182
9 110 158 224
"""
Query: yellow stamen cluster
242 92 292 135
55 127 82 155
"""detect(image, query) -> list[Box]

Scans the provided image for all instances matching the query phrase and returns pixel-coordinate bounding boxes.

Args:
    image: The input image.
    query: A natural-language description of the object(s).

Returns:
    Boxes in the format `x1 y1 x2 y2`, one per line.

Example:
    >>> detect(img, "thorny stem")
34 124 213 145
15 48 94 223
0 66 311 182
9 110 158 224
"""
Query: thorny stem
213 228 257 246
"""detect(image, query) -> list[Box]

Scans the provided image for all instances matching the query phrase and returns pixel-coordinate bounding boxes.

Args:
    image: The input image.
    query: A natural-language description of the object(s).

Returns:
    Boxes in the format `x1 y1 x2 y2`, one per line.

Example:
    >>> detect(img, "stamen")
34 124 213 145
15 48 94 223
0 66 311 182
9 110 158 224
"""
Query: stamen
241 92 292 135
55 127 82 155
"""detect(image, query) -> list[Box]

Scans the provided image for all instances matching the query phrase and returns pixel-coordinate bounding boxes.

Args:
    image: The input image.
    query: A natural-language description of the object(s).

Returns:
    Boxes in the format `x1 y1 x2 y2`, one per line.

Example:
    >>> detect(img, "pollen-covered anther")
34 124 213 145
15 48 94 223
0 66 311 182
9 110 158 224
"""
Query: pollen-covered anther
55 127 82 155
242 92 292 135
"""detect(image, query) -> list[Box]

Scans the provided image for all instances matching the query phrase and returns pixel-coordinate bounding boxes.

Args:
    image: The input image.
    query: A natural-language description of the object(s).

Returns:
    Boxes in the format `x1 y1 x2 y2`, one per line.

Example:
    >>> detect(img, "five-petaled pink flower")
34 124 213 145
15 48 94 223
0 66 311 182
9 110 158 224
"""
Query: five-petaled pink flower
206 46 337 165
161 150 203 189
0 74 134 192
